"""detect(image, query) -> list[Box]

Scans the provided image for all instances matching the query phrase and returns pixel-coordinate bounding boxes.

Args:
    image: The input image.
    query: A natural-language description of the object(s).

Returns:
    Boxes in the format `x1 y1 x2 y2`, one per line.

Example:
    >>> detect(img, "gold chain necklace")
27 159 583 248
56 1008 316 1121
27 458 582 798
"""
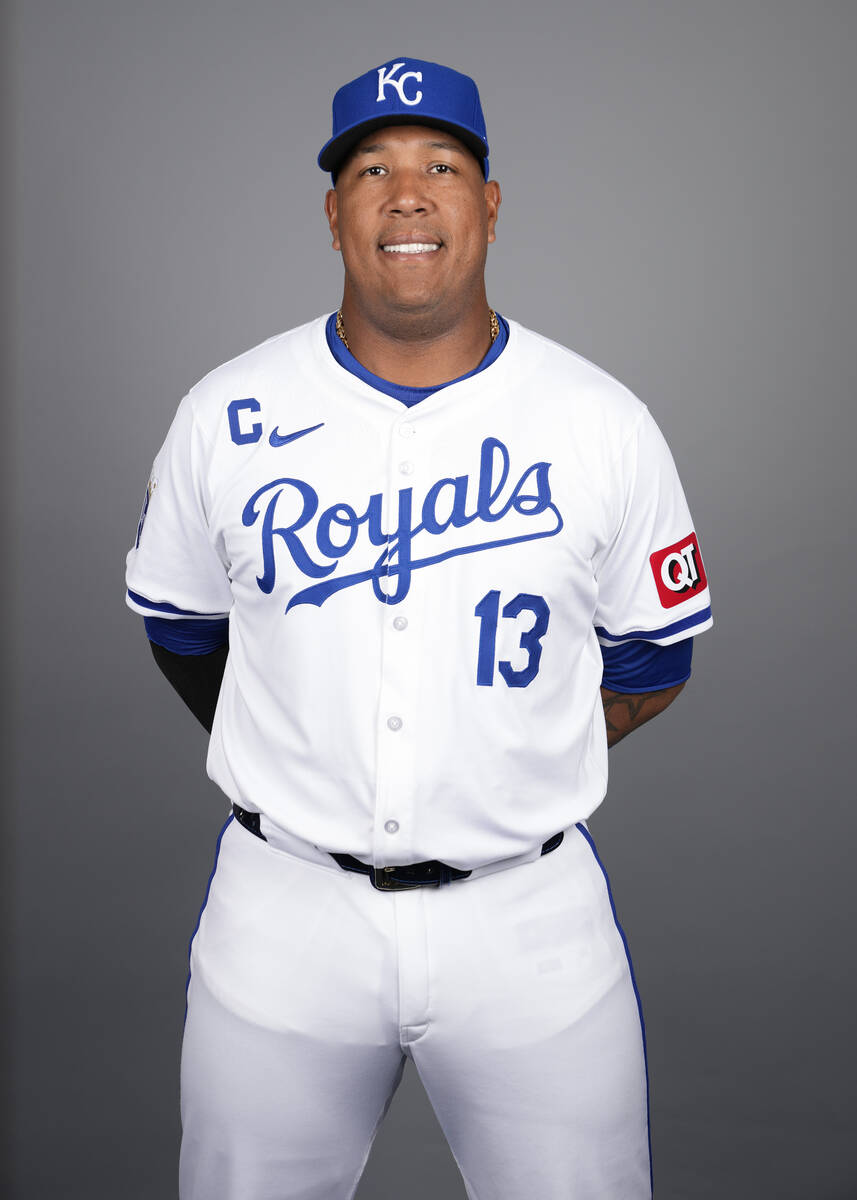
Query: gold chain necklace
335 308 499 352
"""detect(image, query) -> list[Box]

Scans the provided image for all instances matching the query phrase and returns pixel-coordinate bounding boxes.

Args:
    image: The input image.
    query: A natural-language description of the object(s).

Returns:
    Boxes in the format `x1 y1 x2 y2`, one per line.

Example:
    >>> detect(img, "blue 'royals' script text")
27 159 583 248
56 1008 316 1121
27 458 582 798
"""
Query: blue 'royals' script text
241 436 563 611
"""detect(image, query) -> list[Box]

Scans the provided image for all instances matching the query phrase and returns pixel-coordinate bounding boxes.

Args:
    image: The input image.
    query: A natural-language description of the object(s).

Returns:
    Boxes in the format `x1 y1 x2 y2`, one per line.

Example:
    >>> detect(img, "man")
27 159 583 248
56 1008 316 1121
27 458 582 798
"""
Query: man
126 57 712 1200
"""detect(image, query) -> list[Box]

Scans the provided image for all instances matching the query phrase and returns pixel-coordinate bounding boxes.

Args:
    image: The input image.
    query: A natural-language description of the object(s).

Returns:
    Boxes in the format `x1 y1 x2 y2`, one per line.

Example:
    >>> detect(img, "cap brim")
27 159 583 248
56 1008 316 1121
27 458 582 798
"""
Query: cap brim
319 113 488 177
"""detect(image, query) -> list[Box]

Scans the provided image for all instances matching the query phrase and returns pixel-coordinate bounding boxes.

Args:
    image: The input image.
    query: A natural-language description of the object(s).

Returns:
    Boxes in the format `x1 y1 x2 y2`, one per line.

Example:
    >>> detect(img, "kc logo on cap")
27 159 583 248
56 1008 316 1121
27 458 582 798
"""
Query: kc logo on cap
318 57 489 180
376 62 423 106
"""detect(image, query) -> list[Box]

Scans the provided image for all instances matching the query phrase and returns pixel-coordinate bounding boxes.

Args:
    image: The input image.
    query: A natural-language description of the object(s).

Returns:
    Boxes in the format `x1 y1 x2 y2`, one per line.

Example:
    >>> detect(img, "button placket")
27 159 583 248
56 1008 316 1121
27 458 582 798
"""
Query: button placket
372 416 423 862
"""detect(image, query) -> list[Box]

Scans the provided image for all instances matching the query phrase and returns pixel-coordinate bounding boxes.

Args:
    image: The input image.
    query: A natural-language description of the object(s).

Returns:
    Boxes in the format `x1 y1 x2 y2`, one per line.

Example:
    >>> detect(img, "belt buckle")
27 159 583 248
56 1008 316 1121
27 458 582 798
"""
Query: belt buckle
371 866 430 892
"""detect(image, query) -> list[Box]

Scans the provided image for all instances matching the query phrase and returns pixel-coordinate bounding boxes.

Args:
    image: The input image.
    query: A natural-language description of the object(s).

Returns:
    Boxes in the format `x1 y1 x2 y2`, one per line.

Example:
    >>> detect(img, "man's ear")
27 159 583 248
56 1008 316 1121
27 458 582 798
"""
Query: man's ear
324 188 340 251
484 180 501 244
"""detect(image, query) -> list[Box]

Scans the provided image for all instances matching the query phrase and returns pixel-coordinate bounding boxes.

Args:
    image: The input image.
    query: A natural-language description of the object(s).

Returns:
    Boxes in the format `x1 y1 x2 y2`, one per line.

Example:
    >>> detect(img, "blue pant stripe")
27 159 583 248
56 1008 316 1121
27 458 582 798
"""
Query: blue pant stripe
575 821 654 1198
184 813 234 1018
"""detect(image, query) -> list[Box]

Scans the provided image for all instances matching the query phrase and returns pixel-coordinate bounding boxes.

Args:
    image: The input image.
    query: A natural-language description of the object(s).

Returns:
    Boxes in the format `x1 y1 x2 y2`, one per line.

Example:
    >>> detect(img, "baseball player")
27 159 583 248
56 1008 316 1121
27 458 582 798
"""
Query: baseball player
126 57 712 1200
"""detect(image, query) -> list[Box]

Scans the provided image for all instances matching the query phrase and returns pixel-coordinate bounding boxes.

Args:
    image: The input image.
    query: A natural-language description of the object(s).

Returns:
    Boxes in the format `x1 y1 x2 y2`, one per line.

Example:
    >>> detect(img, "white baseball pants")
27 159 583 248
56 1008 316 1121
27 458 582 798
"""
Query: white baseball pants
179 816 652 1199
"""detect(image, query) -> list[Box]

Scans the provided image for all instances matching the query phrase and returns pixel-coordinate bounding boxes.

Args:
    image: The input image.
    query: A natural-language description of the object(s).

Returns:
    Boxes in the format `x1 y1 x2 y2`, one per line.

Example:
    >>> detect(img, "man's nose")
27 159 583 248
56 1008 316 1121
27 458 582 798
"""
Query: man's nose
384 169 432 216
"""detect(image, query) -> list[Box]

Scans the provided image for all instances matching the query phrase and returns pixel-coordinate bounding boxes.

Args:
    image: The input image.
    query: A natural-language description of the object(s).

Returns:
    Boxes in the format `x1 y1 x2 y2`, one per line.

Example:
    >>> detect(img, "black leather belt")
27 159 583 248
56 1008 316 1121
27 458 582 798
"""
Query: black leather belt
233 803 266 840
233 804 564 893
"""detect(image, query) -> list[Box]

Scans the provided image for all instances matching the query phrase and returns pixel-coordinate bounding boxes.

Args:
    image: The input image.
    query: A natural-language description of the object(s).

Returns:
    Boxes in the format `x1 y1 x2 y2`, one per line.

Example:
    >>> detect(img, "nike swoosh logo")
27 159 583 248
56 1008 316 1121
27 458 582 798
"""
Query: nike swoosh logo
269 421 325 447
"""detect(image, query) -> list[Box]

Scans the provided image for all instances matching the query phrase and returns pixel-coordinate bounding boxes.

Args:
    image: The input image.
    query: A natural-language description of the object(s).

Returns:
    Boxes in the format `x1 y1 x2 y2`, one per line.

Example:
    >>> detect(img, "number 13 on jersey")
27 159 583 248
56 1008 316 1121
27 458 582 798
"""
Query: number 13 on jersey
474 591 551 688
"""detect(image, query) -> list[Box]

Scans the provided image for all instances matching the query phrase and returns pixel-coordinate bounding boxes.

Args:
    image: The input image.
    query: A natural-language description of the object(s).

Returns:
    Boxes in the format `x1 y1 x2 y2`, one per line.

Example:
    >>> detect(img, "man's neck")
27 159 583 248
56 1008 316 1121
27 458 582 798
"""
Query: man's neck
336 298 496 388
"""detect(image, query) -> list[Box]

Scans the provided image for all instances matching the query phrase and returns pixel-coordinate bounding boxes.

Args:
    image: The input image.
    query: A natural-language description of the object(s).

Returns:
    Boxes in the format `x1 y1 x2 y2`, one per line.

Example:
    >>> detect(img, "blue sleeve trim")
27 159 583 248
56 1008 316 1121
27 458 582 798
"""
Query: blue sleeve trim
596 604 712 644
601 637 692 693
144 615 230 655
128 588 227 618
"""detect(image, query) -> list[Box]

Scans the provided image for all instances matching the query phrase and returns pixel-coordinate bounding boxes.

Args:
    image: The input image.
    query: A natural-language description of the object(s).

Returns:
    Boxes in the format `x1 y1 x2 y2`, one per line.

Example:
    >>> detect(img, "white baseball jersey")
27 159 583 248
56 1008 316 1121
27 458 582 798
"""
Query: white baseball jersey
126 315 711 869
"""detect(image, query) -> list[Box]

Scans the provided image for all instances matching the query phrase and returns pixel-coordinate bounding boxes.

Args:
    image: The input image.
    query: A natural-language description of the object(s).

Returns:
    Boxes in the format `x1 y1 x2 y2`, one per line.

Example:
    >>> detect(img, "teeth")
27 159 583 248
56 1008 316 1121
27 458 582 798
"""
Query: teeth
382 243 440 254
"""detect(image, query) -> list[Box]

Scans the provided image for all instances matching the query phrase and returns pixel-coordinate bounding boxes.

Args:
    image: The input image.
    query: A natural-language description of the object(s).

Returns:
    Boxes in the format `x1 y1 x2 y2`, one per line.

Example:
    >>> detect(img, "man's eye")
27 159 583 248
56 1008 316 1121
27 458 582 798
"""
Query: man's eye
361 165 386 177
430 163 454 174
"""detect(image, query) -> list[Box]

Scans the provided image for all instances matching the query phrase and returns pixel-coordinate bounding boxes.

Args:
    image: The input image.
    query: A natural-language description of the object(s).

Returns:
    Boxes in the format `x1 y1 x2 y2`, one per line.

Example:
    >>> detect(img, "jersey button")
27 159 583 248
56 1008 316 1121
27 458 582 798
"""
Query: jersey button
384 820 399 834
386 715 403 732
398 424 416 438
392 616 408 631
398 460 414 475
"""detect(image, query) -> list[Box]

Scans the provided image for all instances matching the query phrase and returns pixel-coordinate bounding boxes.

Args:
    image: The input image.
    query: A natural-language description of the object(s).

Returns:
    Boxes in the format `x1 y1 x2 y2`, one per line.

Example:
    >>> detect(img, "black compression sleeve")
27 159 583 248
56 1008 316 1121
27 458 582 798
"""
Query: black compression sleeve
149 641 228 733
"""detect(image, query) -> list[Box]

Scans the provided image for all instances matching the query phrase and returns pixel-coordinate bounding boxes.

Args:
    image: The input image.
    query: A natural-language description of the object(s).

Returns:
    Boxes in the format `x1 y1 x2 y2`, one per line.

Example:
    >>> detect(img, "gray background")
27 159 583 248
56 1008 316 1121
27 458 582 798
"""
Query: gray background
6 1 856 1197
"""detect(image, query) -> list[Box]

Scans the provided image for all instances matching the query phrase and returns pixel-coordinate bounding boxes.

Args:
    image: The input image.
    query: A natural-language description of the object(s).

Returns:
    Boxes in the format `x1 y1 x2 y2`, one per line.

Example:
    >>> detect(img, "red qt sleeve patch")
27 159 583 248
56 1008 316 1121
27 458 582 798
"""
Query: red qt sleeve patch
649 532 707 608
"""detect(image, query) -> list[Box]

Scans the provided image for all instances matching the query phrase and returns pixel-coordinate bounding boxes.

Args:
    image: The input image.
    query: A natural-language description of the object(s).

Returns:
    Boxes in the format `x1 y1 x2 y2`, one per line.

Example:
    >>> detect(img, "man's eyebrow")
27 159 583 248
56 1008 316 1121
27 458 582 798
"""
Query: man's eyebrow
425 140 466 154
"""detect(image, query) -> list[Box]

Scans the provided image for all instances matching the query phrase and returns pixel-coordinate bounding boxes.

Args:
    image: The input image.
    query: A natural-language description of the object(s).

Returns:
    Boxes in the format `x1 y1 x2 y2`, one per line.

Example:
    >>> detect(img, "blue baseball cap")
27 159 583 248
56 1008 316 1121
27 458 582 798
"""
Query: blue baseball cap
318 57 489 180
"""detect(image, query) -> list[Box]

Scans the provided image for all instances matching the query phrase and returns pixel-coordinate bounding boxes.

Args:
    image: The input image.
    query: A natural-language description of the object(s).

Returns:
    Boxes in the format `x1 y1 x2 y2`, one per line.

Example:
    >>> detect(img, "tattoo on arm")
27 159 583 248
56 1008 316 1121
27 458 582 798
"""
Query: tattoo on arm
600 681 686 748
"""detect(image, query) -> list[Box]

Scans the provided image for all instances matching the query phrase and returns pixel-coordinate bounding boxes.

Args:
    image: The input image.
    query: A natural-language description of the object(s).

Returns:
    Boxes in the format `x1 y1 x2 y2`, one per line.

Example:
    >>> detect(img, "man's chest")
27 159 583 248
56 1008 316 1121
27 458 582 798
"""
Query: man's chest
203 384 615 618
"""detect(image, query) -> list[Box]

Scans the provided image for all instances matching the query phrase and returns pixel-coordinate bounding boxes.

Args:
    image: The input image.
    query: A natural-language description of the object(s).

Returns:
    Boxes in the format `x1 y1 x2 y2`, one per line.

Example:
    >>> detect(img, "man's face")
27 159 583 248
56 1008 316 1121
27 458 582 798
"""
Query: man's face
324 125 501 324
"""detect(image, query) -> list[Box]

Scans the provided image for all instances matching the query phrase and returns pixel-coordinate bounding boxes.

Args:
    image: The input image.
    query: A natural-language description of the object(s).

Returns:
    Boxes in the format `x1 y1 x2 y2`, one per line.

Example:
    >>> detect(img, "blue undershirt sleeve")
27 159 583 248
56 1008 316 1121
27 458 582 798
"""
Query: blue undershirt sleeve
144 615 230 655
600 637 692 693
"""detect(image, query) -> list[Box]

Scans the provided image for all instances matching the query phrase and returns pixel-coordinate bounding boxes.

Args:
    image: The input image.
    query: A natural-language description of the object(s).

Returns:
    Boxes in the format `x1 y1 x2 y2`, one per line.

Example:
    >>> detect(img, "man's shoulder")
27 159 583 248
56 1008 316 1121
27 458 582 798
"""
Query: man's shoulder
186 315 327 407
507 319 647 427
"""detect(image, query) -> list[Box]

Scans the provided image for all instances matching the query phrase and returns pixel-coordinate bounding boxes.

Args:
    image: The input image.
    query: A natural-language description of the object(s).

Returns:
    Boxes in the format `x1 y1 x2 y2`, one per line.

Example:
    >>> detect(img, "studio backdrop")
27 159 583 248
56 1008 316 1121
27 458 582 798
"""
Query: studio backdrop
7 2 856 1197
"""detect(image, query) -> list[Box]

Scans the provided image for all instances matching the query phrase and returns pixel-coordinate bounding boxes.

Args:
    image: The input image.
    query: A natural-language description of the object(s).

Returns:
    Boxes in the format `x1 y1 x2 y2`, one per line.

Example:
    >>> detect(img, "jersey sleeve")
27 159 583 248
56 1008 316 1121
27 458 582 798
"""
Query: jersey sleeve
593 406 712 647
125 394 233 620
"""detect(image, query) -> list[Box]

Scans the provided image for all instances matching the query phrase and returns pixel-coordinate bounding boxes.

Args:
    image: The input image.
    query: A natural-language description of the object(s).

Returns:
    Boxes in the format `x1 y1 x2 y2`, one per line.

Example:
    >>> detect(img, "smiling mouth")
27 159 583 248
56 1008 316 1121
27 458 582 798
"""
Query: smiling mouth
381 243 441 255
